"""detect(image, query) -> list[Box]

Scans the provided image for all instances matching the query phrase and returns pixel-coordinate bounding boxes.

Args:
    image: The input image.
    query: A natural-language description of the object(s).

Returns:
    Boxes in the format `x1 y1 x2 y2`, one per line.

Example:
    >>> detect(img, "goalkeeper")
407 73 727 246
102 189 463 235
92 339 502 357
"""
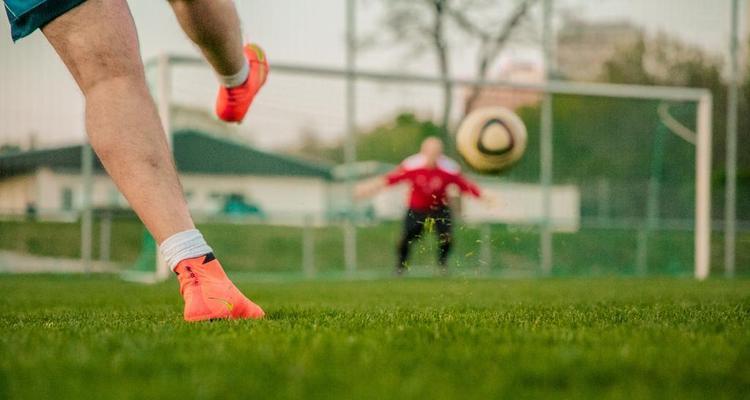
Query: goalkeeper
356 137 490 275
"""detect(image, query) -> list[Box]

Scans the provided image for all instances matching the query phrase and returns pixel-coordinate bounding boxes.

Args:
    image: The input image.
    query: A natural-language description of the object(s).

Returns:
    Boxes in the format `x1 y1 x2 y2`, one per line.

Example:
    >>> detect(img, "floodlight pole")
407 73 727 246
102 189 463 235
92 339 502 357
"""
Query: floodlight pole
724 0 740 278
343 0 358 275
540 0 554 276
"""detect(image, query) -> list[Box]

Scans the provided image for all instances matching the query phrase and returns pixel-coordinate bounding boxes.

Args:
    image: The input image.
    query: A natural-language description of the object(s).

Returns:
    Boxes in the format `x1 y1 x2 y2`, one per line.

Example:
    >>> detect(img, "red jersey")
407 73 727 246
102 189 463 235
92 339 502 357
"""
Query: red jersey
385 154 481 211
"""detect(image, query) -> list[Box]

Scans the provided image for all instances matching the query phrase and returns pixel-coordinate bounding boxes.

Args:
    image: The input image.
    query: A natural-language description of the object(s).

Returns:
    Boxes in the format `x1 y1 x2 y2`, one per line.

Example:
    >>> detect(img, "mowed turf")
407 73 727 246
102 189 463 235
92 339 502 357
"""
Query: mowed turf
0 276 748 400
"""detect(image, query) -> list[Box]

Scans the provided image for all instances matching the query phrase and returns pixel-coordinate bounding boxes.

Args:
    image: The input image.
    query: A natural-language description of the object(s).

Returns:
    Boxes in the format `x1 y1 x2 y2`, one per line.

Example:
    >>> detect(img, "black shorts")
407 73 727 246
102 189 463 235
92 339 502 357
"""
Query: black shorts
403 207 452 239
4 0 87 41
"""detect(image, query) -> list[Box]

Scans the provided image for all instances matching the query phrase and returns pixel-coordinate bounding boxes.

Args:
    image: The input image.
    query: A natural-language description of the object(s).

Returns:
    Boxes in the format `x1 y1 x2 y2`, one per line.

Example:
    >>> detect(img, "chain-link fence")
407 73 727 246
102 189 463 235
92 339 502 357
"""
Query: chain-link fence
1 0 747 278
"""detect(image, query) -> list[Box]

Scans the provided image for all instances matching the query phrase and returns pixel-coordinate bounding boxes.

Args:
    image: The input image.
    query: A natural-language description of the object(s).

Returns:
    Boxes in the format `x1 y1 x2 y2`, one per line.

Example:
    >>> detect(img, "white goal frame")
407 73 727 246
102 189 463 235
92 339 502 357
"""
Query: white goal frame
140 54 713 281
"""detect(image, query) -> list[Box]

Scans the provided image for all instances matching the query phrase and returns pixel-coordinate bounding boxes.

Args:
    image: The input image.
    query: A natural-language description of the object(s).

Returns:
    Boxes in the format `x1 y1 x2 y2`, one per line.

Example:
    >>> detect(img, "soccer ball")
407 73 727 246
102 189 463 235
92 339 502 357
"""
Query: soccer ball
455 107 527 173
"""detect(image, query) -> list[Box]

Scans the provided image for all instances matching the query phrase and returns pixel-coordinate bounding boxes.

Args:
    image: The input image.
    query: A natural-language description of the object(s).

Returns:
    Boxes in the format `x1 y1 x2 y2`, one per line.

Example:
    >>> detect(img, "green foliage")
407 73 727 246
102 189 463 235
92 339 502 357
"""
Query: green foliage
355 113 444 163
599 31 750 219
316 112 444 164
1 276 749 399
500 95 697 221
600 32 725 89
0 144 21 155
500 30 749 220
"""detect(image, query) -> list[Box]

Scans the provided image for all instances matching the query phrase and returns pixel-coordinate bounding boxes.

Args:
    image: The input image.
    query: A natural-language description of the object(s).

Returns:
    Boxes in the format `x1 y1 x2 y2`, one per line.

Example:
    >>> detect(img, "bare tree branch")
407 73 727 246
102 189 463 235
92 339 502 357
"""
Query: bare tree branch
449 0 539 111
372 0 537 149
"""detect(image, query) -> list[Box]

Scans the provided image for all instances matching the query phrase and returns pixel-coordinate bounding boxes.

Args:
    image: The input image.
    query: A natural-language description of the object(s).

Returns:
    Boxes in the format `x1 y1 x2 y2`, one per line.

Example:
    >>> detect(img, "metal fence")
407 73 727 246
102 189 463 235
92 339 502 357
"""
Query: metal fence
0 0 745 279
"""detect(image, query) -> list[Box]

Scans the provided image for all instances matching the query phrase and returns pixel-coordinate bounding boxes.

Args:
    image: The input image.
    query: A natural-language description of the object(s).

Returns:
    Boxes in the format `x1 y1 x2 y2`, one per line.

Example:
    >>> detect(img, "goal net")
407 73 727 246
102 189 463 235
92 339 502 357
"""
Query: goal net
0 54 711 281
0 0 733 282
124 56 711 280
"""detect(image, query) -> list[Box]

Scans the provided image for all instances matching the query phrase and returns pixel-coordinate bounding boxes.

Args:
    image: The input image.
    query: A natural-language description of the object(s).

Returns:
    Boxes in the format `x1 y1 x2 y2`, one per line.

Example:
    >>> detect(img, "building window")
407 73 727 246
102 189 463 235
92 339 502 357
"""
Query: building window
61 187 74 211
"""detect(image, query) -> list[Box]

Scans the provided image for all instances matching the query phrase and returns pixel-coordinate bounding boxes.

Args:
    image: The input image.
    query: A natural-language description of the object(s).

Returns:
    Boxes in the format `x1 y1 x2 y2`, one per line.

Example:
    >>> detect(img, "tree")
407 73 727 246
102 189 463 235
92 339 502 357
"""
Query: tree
600 32 724 89
599 32 732 174
374 0 537 154
290 112 442 164
352 112 443 163
448 0 539 111
287 127 336 164
0 144 21 154
376 0 452 152
599 31 750 220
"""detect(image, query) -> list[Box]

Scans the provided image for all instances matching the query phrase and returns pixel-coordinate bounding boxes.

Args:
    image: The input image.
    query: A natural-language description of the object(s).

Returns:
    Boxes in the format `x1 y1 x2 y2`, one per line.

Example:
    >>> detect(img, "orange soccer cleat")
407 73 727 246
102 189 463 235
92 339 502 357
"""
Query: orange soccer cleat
174 253 265 322
215 43 269 123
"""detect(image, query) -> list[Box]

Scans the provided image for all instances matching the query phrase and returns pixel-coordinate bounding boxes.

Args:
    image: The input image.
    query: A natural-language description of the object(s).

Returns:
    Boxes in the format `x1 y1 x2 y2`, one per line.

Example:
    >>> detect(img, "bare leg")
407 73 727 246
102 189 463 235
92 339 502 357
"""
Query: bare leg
168 0 245 76
42 0 194 243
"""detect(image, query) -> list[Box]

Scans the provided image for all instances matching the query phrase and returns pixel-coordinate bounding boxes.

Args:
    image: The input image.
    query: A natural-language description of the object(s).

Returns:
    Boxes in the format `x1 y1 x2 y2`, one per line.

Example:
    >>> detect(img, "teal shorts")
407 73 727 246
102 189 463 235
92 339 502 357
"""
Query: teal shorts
4 0 87 41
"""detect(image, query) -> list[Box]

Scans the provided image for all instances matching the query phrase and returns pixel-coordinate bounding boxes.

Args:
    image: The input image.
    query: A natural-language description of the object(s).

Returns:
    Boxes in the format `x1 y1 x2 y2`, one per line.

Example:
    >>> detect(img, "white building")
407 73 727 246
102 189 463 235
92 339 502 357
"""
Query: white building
463 61 545 112
0 131 580 230
0 130 335 224
556 18 641 81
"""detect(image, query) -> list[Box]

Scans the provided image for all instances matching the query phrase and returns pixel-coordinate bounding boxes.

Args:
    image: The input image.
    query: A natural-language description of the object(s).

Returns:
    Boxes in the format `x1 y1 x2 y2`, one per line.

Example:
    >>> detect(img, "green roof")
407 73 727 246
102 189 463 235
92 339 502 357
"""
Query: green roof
331 161 395 181
0 130 332 180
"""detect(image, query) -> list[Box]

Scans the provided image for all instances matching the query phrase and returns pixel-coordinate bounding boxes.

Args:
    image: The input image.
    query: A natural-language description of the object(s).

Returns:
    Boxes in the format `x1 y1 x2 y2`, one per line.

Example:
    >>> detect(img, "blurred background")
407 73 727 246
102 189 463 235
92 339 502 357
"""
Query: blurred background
0 0 747 279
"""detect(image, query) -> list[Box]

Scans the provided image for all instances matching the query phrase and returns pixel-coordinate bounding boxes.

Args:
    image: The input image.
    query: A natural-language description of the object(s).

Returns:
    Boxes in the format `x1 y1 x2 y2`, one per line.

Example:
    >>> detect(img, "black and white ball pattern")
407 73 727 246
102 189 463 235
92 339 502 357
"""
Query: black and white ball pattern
456 107 527 173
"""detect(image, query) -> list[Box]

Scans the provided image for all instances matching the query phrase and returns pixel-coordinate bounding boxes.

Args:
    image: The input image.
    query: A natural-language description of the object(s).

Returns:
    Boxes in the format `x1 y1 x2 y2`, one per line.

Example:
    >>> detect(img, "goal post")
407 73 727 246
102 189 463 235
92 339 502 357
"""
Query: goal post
136 54 713 280
695 94 713 280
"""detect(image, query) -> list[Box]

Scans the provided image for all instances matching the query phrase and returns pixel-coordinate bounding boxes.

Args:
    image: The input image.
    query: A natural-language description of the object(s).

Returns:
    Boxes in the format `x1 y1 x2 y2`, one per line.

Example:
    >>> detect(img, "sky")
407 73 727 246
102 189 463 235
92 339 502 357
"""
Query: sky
0 0 743 150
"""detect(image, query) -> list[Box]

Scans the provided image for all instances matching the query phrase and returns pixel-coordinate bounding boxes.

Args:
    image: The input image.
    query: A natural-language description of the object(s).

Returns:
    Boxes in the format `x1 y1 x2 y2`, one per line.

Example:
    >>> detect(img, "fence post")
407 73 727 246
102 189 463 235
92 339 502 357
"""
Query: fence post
80 143 94 274
342 0 358 276
635 228 648 276
99 210 112 262
303 214 315 278
724 0 740 278
539 0 555 276
596 178 610 225
480 223 492 275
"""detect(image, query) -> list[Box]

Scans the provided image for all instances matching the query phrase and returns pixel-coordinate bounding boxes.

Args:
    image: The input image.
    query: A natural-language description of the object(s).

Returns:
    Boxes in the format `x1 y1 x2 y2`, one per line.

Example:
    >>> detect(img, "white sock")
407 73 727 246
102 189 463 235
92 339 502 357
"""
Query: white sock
159 229 213 271
219 59 250 88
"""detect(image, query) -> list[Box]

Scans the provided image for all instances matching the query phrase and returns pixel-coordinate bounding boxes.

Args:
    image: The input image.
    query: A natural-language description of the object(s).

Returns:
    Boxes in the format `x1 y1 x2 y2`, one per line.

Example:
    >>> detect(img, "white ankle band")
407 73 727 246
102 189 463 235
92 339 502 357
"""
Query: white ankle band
159 229 213 271
219 59 250 88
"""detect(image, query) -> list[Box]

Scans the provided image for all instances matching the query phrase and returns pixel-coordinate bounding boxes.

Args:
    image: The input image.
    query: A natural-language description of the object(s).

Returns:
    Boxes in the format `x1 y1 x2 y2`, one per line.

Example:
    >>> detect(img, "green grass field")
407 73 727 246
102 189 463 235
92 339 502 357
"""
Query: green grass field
1 275 748 399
